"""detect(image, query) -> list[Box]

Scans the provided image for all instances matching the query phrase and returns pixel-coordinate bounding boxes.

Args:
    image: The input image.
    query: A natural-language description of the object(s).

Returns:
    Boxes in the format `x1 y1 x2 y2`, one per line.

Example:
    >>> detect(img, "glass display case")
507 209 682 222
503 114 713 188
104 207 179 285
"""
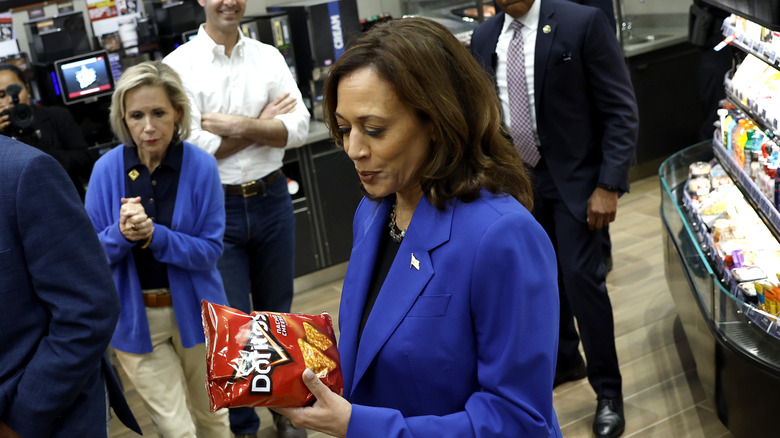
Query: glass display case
661 145 780 438
661 10 780 437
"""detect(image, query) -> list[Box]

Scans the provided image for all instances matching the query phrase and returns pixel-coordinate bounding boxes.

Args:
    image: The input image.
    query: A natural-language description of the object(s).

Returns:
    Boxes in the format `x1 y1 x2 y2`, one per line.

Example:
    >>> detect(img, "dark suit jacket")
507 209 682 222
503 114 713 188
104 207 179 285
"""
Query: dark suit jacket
0 138 140 437
471 0 638 221
339 193 562 437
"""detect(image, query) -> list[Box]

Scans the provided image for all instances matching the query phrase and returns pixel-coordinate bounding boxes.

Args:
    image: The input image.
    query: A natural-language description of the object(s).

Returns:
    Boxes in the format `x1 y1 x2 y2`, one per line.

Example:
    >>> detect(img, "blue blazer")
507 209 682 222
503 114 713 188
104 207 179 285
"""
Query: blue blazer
471 0 639 221
0 139 140 437
339 192 563 437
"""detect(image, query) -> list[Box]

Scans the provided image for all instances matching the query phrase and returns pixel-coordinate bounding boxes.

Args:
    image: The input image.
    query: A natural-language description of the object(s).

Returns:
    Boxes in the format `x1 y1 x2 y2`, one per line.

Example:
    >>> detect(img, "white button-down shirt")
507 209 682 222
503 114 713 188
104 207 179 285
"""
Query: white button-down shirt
164 25 311 184
496 1 540 142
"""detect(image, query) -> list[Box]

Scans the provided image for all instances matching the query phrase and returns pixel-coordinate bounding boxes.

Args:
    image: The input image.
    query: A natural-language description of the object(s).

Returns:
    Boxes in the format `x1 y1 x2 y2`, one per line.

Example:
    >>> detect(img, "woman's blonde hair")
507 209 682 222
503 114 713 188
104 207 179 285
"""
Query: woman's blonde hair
109 61 191 146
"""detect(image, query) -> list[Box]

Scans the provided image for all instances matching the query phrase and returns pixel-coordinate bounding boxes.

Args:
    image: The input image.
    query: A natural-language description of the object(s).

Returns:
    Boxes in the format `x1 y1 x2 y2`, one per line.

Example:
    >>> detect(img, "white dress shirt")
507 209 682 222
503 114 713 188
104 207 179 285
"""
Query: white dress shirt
496 1 541 143
163 25 311 185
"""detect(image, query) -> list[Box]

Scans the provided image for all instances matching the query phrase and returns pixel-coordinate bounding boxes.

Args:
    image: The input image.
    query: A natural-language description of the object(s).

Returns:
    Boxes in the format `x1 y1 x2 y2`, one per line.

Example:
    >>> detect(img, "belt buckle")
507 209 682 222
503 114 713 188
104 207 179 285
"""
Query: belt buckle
241 180 259 197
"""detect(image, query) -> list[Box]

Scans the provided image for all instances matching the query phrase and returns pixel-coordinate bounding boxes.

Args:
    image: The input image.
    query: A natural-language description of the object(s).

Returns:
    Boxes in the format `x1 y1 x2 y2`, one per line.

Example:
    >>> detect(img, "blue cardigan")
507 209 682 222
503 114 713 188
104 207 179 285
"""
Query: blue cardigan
85 141 228 354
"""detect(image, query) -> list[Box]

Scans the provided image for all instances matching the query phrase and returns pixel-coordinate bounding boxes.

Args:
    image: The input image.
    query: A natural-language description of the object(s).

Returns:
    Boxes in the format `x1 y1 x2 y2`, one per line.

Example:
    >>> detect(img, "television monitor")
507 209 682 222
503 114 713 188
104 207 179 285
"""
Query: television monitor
53 50 115 105
181 29 198 43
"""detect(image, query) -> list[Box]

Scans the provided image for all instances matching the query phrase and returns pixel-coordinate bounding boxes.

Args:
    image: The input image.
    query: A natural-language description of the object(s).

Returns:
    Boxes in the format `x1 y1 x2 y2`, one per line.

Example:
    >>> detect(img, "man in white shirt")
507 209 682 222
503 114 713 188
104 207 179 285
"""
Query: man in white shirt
164 1 310 437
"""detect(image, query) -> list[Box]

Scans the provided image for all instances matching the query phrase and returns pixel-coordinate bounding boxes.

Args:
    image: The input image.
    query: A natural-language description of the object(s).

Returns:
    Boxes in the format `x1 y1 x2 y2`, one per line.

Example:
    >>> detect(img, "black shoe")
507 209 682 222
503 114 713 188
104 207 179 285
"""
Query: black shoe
274 413 307 438
553 358 587 388
593 398 625 438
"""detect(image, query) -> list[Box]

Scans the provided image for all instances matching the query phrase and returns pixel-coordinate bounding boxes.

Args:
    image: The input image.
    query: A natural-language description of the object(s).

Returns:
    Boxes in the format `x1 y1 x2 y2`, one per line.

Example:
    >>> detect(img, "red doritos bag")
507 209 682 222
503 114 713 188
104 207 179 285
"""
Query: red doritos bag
201 300 343 411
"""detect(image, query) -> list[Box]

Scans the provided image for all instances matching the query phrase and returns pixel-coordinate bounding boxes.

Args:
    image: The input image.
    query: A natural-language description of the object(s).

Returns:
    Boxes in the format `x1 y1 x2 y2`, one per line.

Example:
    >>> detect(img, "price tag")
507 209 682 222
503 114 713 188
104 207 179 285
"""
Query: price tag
769 322 780 340
716 34 737 51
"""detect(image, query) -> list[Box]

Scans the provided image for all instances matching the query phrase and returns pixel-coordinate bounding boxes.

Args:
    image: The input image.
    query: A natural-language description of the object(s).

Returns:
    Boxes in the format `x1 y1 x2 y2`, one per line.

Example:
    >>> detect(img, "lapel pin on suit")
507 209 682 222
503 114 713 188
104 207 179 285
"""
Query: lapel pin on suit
543 24 552 34
410 253 420 270
128 169 140 180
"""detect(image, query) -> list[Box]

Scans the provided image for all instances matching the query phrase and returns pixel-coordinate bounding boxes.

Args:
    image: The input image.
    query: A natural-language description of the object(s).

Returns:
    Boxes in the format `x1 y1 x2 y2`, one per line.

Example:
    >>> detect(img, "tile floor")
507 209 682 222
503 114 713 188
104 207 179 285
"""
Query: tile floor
110 174 735 438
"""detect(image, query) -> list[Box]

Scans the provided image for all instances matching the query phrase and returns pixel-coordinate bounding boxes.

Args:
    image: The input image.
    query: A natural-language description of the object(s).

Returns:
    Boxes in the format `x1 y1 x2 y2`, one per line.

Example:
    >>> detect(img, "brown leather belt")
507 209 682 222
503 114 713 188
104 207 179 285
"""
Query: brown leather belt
142 288 172 307
224 170 283 197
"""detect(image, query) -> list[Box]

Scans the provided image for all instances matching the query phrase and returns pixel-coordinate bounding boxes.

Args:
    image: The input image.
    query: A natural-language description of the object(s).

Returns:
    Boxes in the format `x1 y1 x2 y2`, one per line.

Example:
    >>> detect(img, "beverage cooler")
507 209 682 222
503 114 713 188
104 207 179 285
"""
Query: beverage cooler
661 2 780 437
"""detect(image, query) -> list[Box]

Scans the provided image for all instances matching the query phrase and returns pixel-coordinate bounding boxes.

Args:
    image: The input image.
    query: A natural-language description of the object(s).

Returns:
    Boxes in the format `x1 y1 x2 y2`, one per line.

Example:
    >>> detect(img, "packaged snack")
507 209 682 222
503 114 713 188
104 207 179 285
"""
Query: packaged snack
201 300 343 411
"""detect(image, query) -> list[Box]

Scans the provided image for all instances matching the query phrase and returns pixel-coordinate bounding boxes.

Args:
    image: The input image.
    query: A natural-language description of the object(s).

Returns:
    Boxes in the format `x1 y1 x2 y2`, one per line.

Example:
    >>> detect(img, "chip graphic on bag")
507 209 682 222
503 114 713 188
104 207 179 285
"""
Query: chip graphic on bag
201 300 343 410
303 322 333 352
298 338 337 376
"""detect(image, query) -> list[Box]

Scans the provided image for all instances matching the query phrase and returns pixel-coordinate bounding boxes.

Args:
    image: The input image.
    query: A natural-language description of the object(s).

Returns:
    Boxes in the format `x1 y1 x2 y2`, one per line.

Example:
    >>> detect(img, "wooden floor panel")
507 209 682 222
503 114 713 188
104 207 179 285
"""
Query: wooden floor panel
110 174 735 437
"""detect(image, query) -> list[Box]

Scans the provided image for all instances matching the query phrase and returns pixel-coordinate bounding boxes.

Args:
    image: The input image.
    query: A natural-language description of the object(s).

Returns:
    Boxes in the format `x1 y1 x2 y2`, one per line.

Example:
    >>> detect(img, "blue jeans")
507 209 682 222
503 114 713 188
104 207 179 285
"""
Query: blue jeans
217 175 295 434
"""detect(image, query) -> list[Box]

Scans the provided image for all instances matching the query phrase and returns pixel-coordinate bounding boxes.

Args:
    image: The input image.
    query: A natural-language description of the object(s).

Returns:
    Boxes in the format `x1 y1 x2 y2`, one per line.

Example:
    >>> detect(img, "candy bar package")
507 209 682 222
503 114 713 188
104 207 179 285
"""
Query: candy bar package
201 300 343 410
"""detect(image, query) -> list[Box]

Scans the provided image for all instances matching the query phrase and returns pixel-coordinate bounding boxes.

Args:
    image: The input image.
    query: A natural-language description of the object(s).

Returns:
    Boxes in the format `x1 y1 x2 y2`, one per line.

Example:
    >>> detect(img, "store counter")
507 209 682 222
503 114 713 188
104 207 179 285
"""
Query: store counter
287 121 363 291
661 142 780 438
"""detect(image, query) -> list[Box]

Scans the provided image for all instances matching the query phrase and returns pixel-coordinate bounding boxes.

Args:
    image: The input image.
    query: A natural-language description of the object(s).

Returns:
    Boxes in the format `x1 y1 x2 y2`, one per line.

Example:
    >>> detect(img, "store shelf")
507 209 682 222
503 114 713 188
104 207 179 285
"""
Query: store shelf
722 22 780 68
661 143 780 437
723 87 780 137
711 135 780 235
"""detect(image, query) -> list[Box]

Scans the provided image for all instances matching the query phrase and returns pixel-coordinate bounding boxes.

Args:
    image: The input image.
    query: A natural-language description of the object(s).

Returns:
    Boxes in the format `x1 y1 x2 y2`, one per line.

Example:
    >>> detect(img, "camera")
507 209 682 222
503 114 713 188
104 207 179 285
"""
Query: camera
1 83 35 137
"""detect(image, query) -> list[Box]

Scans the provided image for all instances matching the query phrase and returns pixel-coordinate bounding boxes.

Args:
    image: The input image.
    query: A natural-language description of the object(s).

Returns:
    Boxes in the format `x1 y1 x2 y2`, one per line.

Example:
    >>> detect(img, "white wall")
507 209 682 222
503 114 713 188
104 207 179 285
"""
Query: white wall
620 0 691 16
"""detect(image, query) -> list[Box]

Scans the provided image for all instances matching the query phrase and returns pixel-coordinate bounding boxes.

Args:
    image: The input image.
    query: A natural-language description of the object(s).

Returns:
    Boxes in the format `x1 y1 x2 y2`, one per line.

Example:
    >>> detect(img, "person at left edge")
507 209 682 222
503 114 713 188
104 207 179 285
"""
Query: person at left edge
85 61 231 437
0 138 140 437
0 63 96 201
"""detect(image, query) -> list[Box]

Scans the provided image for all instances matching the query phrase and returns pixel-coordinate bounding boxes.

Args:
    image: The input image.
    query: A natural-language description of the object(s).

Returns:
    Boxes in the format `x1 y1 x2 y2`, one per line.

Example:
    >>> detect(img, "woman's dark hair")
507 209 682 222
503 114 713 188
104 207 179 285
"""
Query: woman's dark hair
0 63 30 92
322 17 533 210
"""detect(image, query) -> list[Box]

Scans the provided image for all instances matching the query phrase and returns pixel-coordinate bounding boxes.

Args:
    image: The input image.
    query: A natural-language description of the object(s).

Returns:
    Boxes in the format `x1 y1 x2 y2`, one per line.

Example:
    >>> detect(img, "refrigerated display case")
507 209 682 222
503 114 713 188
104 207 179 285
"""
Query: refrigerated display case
661 9 780 438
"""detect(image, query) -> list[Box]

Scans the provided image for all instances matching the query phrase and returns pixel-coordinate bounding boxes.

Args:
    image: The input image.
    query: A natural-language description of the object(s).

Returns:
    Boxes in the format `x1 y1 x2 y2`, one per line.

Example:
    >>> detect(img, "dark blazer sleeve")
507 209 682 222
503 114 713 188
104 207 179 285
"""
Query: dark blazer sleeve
533 1 638 218
578 8 637 190
1 146 122 436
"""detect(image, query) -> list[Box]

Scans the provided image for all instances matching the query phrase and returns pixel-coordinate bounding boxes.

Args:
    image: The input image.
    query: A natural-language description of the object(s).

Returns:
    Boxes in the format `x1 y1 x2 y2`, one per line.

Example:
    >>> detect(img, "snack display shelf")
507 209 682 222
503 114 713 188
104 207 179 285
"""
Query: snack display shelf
679 156 780 342
722 21 780 69
711 133 780 235
723 79 780 137
661 142 780 438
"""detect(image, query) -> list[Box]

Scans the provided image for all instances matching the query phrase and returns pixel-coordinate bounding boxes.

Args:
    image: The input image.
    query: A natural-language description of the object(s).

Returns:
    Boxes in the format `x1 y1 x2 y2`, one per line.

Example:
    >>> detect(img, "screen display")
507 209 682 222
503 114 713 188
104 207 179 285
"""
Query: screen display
181 29 198 43
54 50 114 105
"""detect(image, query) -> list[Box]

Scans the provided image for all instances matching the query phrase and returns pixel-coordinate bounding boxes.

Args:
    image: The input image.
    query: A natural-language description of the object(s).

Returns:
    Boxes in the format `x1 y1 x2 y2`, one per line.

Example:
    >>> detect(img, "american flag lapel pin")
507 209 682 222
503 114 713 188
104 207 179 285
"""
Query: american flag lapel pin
410 253 420 270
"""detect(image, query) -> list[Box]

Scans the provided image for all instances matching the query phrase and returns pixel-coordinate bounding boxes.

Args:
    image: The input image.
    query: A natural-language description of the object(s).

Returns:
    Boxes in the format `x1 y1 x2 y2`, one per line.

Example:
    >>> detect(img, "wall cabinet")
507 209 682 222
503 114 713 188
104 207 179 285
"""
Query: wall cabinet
284 124 363 278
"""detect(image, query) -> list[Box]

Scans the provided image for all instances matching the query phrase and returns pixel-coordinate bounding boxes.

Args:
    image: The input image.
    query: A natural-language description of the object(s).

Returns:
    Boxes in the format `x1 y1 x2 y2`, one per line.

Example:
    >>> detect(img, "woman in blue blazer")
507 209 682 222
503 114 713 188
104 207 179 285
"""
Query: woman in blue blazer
275 18 562 437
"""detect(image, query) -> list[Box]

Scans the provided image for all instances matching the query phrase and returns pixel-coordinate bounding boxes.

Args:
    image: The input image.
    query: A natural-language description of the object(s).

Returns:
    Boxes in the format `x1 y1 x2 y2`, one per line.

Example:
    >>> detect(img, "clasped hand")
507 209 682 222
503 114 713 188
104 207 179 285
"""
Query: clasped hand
120 196 154 242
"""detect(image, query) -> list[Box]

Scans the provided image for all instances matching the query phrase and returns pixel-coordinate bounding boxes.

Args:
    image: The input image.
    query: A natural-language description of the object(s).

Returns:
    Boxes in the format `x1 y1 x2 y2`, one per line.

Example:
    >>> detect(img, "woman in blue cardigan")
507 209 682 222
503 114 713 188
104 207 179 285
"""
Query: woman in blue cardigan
85 61 230 437
275 18 562 437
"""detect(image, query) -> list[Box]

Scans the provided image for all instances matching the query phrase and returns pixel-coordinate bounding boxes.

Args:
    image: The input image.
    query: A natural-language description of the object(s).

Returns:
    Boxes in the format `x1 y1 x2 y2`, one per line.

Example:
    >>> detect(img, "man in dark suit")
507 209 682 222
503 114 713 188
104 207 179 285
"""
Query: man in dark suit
0 138 140 437
471 1 639 437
